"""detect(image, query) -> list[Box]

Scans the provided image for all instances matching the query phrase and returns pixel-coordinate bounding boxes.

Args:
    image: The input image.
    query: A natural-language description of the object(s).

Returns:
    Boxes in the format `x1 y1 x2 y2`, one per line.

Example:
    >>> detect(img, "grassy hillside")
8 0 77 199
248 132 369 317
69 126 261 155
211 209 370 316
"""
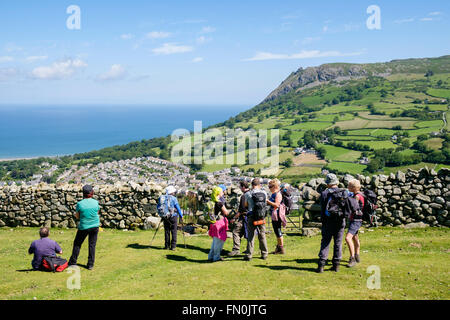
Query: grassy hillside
1 56 449 185
1 226 449 300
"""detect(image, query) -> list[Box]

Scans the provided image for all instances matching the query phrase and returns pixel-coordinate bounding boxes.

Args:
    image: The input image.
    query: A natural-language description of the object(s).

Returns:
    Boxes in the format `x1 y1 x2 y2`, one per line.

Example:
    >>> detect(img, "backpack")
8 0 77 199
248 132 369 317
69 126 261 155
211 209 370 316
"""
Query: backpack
324 188 353 219
281 189 294 215
203 200 218 224
252 191 267 221
41 256 68 272
361 189 378 226
157 194 175 219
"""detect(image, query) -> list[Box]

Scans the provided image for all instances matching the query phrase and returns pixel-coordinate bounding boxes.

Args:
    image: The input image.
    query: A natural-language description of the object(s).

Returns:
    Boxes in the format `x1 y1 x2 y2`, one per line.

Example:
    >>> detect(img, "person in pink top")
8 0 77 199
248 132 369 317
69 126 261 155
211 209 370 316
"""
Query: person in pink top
267 179 287 254
208 186 229 262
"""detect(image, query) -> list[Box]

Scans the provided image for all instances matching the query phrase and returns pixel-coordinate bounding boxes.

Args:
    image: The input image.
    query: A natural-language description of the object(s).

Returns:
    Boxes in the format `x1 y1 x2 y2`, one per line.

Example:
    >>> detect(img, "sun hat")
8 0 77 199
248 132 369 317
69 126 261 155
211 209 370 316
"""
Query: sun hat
165 186 177 195
325 173 339 186
211 186 223 203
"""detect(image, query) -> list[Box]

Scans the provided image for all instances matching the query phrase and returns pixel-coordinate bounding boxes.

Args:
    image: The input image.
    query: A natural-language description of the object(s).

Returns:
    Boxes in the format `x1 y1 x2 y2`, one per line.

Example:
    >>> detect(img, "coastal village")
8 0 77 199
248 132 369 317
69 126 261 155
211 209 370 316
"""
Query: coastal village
0 156 302 210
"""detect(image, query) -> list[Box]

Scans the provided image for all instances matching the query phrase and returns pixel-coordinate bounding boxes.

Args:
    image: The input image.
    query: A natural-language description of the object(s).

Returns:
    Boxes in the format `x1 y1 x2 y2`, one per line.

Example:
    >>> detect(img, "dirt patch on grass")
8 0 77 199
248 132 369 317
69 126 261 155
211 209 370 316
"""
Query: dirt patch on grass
293 153 327 166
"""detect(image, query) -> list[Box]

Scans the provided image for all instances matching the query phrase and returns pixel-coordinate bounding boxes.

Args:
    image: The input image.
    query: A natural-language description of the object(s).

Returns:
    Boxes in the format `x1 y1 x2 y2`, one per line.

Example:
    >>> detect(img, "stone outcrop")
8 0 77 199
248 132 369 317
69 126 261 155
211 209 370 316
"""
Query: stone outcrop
299 167 450 227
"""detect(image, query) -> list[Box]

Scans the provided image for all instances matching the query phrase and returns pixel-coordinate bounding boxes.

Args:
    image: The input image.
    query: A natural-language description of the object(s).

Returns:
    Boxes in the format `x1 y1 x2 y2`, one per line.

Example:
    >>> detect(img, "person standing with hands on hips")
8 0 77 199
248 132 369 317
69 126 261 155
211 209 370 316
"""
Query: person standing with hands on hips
68 185 100 270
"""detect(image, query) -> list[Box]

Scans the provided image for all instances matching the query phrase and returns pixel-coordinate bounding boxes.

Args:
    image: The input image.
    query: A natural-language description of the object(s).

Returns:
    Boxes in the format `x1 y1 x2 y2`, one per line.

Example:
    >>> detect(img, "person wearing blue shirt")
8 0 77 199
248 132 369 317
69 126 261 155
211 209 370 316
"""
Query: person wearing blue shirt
159 186 183 250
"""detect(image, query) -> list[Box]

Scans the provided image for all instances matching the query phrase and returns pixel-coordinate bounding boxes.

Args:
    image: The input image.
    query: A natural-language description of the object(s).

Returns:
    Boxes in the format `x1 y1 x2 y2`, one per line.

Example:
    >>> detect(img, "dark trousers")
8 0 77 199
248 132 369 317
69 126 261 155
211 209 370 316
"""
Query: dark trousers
318 218 345 267
69 227 99 268
163 216 178 249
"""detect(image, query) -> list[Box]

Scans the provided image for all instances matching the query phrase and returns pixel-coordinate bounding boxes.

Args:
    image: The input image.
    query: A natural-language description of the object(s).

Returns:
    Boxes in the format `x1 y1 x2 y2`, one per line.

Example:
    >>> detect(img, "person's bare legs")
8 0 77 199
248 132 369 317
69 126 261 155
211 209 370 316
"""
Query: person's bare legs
353 234 360 262
345 233 355 258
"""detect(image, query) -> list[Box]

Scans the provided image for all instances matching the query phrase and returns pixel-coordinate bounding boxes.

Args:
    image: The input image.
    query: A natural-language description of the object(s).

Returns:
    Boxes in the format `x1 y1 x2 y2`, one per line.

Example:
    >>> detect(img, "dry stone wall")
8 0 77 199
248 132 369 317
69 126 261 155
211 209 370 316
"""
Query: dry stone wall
300 167 450 227
0 181 245 230
1 167 448 230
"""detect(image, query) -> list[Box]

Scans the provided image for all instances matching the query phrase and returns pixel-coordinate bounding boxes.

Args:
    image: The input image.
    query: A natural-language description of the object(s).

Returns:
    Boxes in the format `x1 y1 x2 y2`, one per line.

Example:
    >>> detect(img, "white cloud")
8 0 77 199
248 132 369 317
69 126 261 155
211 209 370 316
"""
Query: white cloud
420 17 434 21
428 12 442 16
394 18 415 24
152 43 194 55
120 33 135 40
244 49 365 61
96 64 127 82
200 26 216 34
31 58 87 80
0 56 14 63
192 57 203 63
146 31 171 39
25 55 48 63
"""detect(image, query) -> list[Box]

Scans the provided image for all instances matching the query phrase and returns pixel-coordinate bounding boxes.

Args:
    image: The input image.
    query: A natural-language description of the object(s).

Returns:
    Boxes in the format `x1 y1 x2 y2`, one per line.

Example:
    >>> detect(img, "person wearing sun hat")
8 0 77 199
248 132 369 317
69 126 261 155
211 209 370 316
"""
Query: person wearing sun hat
160 185 183 250
207 186 229 262
316 173 346 273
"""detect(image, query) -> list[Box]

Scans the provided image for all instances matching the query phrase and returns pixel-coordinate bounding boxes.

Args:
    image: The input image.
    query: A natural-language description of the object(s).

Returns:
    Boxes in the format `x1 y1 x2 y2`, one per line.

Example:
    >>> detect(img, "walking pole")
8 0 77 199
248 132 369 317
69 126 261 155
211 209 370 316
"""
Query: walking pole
179 216 187 248
150 220 163 246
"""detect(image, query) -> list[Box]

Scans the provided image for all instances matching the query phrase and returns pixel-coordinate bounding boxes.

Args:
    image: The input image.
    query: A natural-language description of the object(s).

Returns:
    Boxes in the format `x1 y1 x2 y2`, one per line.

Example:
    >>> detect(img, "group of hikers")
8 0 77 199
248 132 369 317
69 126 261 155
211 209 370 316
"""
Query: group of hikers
28 173 376 273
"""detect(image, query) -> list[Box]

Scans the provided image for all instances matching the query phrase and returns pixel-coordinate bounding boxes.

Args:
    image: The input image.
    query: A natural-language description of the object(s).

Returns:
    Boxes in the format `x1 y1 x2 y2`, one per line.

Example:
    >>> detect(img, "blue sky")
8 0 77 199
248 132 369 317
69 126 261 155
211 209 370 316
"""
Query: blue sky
0 0 449 106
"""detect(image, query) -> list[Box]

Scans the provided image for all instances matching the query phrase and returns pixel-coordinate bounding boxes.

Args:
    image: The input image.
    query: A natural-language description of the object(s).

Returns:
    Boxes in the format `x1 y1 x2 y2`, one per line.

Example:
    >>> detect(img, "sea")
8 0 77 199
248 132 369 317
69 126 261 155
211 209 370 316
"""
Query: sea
0 104 250 159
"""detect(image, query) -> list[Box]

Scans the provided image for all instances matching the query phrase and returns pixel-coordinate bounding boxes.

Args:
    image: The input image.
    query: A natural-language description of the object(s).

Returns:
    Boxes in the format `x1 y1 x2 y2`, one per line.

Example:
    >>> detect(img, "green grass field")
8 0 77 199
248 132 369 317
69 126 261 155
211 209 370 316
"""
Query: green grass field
1 227 448 300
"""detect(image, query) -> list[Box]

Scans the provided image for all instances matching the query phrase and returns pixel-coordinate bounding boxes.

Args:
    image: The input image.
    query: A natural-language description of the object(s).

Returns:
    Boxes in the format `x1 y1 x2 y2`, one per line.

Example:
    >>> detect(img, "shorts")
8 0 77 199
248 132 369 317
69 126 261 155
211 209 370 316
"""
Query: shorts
347 220 362 236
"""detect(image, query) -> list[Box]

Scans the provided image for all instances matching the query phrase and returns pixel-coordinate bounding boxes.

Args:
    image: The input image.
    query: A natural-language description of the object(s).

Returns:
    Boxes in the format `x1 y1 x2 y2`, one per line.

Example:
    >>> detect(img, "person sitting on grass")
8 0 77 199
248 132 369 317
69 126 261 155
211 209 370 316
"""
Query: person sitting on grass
345 179 364 268
28 227 63 271
208 186 229 262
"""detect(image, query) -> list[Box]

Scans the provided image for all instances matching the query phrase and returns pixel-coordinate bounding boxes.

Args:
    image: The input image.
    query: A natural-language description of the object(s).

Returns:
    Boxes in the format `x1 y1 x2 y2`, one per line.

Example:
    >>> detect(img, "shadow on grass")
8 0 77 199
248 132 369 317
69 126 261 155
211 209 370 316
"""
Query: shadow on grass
177 244 211 254
16 269 35 272
282 258 319 264
254 264 318 273
166 254 211 264
126 243 164 250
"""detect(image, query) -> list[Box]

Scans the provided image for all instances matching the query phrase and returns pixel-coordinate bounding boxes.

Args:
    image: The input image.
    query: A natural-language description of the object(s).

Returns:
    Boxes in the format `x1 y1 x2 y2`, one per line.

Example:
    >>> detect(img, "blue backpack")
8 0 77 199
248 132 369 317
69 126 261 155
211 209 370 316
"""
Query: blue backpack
157 194 175 219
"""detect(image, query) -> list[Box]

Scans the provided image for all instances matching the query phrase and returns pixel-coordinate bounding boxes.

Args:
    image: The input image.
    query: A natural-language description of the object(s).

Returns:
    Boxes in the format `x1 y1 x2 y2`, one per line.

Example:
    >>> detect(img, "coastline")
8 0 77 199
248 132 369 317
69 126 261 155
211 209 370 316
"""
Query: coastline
0 157 41 162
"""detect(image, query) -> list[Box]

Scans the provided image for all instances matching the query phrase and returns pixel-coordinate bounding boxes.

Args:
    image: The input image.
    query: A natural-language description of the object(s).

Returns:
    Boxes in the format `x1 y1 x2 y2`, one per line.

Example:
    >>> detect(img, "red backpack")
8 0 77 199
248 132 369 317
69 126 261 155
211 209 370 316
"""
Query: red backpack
42 256 69 272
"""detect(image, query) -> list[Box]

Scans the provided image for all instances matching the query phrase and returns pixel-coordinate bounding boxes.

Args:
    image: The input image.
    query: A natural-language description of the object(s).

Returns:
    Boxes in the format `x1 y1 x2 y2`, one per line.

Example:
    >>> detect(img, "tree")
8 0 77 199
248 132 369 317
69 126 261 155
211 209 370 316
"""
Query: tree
425 70 434 78
282 158 293 168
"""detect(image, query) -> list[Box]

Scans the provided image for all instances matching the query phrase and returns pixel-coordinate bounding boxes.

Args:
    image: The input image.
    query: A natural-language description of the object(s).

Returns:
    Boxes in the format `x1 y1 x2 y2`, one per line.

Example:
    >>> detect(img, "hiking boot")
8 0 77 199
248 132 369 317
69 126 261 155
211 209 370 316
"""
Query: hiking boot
331 264 340 272
227 250 240 257
87 266 94 270
244 256 252 261
279 246 285 255
347 256 357 268
271 245 281 254
261 255 268 260
243 249 250 255
355 254 360 263
317 265 324 273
